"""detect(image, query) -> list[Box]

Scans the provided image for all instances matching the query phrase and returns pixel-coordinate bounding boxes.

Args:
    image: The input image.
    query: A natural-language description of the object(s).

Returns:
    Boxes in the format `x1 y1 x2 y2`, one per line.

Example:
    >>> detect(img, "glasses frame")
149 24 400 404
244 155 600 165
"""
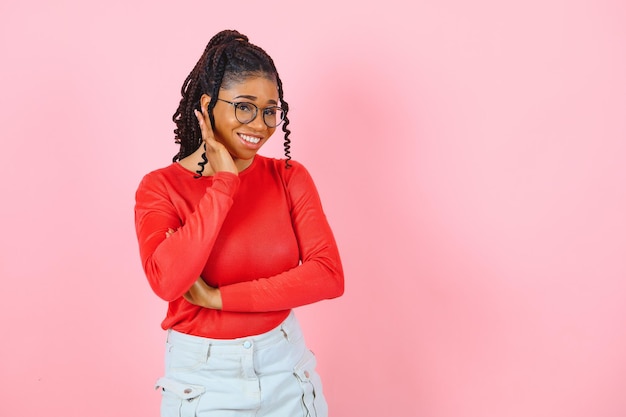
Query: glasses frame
216 98 285 128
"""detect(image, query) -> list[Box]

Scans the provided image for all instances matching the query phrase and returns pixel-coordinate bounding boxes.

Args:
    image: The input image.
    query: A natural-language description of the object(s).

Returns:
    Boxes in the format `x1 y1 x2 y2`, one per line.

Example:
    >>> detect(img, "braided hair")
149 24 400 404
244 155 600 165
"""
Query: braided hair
172 30 291 177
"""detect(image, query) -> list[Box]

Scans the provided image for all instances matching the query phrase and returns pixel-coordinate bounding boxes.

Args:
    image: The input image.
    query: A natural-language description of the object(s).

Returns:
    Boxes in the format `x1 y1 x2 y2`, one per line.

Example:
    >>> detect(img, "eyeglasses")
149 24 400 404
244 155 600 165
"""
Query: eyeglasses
217 98 285 128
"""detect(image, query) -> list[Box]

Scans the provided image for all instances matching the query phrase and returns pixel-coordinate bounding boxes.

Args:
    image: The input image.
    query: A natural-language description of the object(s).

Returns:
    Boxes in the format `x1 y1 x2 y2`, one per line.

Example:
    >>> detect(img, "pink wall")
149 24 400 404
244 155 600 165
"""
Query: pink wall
1 1 625 416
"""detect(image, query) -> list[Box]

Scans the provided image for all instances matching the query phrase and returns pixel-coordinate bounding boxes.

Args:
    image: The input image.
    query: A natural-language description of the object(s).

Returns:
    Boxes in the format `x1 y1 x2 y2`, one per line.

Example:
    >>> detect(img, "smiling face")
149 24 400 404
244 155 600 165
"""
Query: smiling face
201 75 279 171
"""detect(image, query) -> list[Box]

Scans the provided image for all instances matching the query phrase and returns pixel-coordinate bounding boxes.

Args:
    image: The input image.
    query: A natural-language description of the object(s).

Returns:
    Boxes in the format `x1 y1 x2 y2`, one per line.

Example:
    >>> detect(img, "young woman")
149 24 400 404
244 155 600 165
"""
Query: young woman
134 30 344 417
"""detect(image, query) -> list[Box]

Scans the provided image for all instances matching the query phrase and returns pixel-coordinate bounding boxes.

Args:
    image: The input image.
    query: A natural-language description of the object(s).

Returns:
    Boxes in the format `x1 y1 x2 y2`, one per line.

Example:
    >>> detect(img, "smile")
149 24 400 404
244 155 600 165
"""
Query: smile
239 133 261 144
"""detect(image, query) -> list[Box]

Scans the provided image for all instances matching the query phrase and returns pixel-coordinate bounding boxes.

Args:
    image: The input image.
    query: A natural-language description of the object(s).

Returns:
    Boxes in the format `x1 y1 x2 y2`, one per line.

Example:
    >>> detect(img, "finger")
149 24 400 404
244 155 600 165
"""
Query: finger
193 109 205 134
183 281 202 306
193 108 203 125
194 109 215 144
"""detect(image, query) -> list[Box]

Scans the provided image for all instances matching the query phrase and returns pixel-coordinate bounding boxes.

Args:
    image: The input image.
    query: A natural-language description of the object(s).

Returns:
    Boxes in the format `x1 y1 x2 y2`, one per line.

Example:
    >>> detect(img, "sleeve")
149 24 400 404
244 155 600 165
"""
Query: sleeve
219 162 344 312
134 171 240 301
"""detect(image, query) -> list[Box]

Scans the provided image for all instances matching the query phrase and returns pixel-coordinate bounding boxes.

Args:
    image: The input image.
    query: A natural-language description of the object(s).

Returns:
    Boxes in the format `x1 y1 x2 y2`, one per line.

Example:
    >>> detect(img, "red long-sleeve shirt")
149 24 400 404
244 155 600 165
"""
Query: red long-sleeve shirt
134 156 344 339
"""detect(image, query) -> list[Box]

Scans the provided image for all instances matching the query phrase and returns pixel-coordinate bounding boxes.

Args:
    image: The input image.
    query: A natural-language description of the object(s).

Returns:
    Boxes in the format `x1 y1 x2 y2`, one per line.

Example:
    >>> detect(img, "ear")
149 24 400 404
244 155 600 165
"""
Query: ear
200 94 211 112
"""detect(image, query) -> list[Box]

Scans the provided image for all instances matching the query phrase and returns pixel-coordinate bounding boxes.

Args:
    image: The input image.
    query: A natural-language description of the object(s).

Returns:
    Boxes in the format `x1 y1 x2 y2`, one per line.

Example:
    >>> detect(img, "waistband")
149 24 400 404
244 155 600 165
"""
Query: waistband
166 310 302 352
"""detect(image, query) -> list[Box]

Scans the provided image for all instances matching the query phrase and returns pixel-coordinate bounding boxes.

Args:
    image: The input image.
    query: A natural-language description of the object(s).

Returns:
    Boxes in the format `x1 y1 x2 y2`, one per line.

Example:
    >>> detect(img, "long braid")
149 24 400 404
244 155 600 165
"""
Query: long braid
172 30 292 175
192 47 228 178
276 72 291 168
172 33 239 163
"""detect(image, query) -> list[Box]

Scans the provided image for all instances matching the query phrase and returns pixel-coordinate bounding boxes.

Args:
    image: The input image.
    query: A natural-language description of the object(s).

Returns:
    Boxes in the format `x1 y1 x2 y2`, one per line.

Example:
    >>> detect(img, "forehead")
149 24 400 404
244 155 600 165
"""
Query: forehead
221 76 279 101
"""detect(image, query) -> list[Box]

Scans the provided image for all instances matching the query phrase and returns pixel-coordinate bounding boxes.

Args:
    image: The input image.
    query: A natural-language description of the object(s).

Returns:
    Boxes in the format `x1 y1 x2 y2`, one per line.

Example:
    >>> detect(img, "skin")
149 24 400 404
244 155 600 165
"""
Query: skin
175 75 281 309
178 75 279 175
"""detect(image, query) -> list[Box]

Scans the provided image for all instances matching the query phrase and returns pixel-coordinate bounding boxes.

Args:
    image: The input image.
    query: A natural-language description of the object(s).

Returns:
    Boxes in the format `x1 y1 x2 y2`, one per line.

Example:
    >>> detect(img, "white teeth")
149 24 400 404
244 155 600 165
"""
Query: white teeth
240 134 261 144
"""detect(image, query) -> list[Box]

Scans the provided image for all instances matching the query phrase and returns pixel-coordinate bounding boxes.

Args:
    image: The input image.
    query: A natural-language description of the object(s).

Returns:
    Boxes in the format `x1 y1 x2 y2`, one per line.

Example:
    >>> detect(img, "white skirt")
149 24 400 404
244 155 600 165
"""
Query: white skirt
155 311 328 417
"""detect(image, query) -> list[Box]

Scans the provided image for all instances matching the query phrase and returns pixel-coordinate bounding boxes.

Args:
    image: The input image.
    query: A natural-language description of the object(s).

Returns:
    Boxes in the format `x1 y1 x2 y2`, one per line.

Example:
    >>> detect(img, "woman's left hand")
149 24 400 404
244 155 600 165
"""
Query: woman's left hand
183 277 223 310
165 228 223 310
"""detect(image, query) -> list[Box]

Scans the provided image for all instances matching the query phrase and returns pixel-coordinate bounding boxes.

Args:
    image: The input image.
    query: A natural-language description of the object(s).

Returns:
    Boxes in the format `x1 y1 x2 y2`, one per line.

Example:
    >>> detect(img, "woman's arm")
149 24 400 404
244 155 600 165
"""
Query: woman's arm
134 172 239 302
135 106 239 302
185 162 344 312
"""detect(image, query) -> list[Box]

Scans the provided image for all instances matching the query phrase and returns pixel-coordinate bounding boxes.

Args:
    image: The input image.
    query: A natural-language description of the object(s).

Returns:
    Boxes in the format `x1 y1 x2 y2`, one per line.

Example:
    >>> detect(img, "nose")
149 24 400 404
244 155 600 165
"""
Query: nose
247 111 266 130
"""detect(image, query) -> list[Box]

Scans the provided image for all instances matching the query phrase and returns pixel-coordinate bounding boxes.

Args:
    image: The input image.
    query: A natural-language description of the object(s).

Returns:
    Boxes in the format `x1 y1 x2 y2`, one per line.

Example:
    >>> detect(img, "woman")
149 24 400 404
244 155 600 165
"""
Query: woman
134 29 344 417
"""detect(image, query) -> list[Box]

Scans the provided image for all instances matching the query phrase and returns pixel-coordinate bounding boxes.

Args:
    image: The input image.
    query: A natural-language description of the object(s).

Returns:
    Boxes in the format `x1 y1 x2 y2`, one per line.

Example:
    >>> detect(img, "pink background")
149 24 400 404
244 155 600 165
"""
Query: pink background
1 1 625 416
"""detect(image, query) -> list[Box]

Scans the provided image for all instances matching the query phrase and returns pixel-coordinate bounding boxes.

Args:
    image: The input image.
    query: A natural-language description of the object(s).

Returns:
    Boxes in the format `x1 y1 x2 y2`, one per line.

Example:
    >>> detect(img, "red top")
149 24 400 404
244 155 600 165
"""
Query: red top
134 156 344 339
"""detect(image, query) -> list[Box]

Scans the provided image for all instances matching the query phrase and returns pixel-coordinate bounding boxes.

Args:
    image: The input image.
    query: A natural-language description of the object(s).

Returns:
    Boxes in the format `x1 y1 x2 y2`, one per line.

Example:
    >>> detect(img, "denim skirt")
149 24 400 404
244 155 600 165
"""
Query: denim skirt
155 311 328 417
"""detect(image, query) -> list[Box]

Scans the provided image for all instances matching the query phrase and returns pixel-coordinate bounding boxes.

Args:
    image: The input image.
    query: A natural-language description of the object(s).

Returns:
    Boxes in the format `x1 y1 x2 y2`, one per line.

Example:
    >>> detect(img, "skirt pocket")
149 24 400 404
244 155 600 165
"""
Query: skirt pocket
293 349 326 417
155 377 205 417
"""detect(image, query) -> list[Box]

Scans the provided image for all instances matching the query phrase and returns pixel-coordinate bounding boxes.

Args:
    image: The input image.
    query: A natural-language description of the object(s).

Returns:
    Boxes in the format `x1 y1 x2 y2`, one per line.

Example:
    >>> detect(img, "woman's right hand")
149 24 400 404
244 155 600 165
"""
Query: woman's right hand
194 107 238 175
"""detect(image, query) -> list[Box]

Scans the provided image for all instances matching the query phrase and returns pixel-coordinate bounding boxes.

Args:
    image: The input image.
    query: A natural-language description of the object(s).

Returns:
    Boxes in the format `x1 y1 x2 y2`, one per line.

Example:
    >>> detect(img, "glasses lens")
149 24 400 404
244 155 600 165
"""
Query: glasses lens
234 102 257 124
263 107 285 127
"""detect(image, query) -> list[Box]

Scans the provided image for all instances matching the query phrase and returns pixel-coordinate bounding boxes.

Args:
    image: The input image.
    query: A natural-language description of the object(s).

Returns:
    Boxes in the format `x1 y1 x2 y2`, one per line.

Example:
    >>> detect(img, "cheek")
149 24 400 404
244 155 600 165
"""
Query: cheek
212 126 232 145
211 106 236 128
212 117 238 142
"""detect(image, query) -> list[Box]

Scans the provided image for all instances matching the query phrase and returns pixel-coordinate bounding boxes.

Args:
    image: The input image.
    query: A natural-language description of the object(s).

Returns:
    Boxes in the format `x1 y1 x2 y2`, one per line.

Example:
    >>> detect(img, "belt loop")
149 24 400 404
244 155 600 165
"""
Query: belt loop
281 324 290 342
205 343 211 361
166 329 171 343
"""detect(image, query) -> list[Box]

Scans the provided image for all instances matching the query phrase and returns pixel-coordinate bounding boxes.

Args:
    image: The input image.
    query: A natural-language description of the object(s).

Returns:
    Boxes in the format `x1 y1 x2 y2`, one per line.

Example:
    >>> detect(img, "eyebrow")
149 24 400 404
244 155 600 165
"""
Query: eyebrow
233 94 278 105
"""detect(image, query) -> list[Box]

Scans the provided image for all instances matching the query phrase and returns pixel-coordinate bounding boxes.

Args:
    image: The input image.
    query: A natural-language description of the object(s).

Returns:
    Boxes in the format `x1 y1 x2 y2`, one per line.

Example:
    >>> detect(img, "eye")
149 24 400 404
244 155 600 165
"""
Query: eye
235 102 255 113
263 107 278 116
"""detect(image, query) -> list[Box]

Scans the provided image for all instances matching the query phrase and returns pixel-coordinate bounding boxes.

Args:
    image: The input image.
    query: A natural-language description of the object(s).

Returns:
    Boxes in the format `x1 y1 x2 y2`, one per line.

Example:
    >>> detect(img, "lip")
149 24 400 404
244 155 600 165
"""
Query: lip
238 132 264 149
